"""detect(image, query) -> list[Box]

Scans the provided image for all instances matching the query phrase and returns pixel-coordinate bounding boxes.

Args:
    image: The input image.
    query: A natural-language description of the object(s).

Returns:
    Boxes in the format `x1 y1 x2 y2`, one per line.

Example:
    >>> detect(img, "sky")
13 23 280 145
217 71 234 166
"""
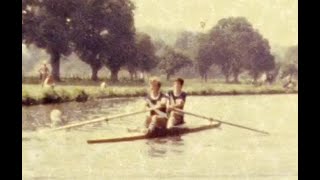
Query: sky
131 0 298 47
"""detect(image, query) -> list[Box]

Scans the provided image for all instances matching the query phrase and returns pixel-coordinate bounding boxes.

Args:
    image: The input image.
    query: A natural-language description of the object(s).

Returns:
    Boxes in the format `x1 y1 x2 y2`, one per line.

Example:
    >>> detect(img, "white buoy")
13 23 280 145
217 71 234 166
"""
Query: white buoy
100 82 107 90
50 109 64 128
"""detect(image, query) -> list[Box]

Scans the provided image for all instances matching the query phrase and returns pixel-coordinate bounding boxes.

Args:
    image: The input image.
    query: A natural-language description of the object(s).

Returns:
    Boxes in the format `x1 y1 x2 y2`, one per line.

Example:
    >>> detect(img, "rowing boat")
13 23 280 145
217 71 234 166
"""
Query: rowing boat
87 122 221 144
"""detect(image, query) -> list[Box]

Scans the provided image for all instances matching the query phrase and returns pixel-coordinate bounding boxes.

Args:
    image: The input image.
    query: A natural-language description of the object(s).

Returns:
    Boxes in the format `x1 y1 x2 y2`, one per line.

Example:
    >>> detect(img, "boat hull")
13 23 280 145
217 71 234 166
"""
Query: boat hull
87 122 221 144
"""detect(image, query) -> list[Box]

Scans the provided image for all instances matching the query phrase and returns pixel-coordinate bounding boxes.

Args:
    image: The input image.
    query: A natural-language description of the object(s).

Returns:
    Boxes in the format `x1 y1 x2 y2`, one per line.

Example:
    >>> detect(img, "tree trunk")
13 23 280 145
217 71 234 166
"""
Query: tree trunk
90 65 99 81
128 69 135 81
253 76 258 84
110 68 119 82
50 52 61 81
233 73 239 83
130 72 134 81
134 72 137 80
204 73 208 82
225 74 230 83
166 74 170 80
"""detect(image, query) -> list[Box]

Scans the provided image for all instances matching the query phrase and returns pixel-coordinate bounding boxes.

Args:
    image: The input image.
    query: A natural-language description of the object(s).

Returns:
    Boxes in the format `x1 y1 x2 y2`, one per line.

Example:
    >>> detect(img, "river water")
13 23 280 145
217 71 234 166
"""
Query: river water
22 95 298 180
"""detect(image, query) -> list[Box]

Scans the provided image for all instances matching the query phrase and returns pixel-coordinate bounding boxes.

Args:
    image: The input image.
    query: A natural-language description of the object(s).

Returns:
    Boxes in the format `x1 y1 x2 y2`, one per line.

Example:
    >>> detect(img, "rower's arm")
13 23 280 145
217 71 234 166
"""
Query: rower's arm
157 97 167 108
144 98 166 110
171 99 185 109
169 93 186 109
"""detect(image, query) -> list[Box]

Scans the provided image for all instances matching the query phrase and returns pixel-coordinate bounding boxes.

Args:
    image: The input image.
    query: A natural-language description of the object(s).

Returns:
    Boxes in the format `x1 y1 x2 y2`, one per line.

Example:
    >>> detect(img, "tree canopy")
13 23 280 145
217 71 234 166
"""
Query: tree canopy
197 17 275 82
131 33 158 75
22 0 74 80
157 46 192 80
22 0 136 82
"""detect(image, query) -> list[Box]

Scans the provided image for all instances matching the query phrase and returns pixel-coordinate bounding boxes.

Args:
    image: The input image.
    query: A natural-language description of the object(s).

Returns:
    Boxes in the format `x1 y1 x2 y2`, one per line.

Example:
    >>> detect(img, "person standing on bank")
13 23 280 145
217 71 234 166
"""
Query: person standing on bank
38 62 49 87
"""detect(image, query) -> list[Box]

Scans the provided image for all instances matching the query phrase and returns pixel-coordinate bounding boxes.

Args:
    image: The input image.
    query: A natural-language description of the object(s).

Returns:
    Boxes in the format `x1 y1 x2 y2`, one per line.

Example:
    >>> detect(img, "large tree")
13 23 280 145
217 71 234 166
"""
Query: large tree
22 0 75 81
68 0 108 81
196 39 213 82
70 0 136 82
244 34 275 82
97 0 136 82
157 46 192 80
197 17 275 82
126 33 158 80
23 0 136 82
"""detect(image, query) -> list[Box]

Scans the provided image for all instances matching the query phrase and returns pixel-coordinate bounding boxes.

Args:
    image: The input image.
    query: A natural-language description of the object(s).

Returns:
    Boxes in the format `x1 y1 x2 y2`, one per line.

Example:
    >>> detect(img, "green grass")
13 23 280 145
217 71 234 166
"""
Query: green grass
22 79 297 106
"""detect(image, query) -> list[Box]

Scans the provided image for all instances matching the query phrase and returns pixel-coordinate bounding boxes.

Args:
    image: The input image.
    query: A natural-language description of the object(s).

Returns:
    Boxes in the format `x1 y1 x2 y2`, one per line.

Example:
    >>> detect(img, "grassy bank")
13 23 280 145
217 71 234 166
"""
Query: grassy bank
22 79 297 106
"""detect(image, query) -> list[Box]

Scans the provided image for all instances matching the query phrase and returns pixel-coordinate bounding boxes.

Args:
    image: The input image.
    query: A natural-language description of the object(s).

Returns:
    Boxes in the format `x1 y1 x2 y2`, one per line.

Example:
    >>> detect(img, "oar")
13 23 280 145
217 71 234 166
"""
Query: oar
47 107 158 132
172 108 270 135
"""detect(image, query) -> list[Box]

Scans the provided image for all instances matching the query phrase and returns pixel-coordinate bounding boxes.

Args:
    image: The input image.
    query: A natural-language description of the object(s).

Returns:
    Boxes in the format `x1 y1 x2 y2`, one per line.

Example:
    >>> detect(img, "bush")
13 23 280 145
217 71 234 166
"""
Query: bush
73 89 88 102
41 88 61 104
56 89 71 101
22 90 37 105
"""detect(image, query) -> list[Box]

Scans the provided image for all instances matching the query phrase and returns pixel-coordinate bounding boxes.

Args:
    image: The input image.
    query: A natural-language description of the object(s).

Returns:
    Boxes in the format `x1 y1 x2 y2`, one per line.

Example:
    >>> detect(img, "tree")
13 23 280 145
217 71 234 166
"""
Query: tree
70 0 136 82
68 0 108 81
245 37 275 82
174 31 200 58
97 0 136 82
125 33 158 80
23 0 136 82
175 31 204 80
196 41 213 82
22 0 75 81
134 33 158 78
158 46 193 80
281 45 298 79
197 17 275 82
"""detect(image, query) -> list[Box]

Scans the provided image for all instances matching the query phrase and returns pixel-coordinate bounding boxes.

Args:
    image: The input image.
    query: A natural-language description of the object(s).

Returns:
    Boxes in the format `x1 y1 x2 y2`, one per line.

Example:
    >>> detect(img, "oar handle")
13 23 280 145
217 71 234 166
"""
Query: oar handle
173 108 270 135
145 98 167 118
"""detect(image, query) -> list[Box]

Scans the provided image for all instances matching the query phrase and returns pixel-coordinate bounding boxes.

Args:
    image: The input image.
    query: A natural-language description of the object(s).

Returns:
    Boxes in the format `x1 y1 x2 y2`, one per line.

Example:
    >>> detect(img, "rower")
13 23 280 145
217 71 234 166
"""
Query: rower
167 78 187 129
144 77 168 136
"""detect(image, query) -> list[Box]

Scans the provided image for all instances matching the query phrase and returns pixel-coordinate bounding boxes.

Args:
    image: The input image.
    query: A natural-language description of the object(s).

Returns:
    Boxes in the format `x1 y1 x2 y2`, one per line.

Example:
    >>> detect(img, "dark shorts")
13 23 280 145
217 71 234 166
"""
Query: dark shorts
169 112 185 126
145 115 168 129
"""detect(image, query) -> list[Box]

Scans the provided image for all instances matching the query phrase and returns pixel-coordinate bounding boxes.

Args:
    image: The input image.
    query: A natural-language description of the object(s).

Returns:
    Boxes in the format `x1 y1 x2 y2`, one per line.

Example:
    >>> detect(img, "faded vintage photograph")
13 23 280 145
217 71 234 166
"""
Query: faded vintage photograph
22 0 298 179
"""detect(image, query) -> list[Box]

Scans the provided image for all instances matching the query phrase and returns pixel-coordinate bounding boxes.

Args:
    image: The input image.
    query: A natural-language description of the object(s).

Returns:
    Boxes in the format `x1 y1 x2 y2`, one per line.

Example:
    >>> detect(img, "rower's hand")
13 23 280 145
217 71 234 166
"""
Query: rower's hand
154 104 162 109
167 105 174 111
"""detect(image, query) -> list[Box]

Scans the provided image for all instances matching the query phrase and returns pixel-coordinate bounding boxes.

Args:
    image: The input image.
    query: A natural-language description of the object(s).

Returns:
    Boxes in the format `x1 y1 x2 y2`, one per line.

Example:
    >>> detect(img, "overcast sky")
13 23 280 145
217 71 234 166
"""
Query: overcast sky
132 0 297 47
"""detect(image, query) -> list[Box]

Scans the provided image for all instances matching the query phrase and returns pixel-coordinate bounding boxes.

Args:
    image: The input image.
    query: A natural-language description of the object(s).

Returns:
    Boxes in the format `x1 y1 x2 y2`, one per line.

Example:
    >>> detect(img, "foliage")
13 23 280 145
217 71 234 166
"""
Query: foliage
197 17 275 82
157 46 193 80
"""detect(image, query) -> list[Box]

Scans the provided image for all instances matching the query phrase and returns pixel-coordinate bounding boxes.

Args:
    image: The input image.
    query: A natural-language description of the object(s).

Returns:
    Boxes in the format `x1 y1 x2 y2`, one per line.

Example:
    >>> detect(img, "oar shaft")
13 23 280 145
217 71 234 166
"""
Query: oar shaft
50 108 155 131
173 108 269 135
214 121 269 135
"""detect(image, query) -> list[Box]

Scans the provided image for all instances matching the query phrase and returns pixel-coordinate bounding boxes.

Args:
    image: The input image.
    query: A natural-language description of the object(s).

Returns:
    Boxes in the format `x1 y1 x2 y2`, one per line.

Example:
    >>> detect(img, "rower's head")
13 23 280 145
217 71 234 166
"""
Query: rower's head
173 78 184 91
149 77 161 92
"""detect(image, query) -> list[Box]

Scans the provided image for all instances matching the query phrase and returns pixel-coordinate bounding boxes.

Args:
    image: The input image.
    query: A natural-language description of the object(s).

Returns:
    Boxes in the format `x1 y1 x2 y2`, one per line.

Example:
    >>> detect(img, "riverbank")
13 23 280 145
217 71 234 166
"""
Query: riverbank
22 79 297 106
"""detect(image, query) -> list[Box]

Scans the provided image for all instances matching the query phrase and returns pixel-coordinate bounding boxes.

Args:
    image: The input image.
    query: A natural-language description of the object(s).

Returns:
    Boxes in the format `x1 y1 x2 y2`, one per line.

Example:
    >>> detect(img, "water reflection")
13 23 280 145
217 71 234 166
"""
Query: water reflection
146 135 185 157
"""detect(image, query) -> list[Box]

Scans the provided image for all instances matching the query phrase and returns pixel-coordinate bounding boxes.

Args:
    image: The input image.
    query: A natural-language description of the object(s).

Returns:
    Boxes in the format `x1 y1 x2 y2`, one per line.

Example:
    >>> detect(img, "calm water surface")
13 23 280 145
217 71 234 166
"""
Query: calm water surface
22 95 298 180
